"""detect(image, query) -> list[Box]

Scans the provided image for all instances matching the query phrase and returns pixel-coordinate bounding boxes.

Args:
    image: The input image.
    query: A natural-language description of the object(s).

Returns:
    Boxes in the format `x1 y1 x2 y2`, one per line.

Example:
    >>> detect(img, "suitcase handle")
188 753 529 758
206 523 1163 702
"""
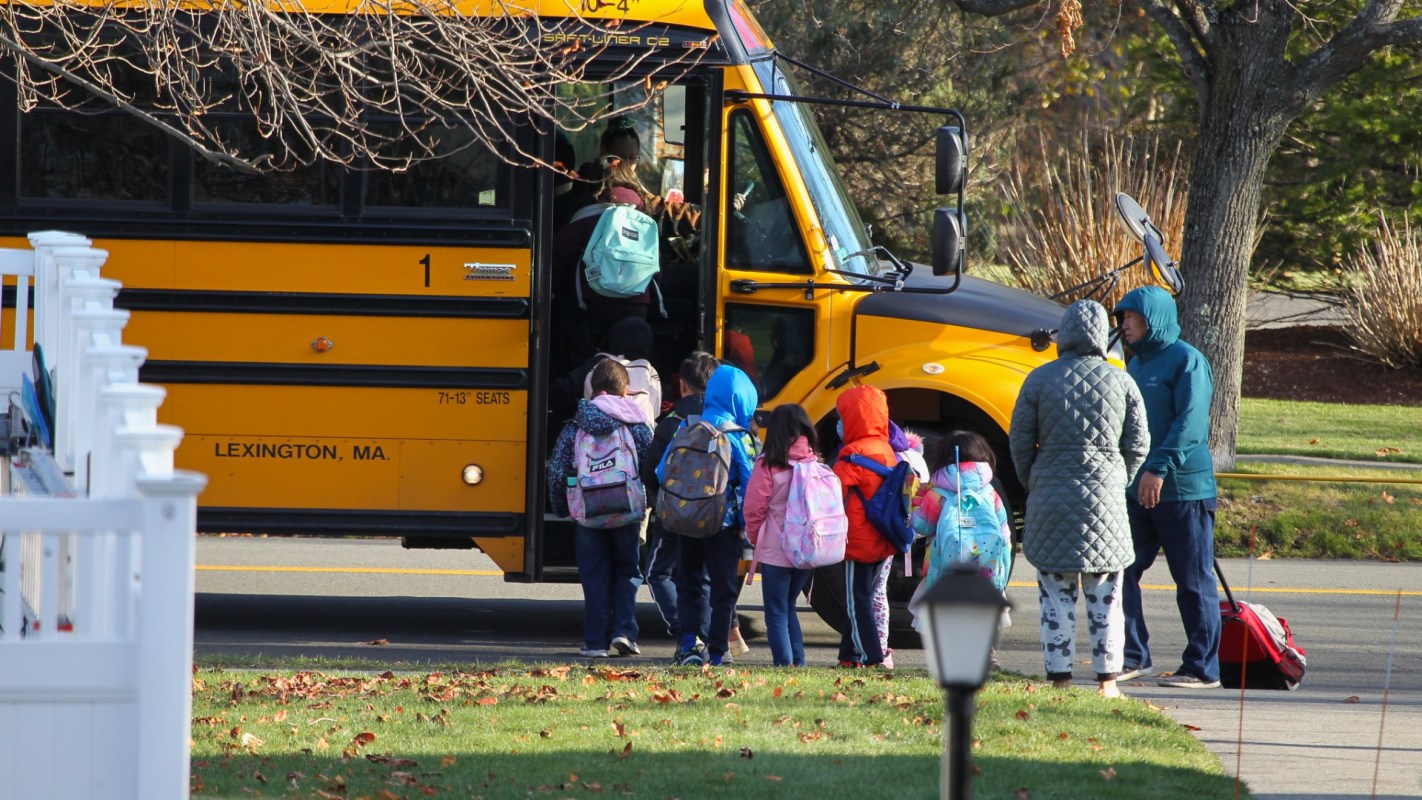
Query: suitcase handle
1214 559 1241 614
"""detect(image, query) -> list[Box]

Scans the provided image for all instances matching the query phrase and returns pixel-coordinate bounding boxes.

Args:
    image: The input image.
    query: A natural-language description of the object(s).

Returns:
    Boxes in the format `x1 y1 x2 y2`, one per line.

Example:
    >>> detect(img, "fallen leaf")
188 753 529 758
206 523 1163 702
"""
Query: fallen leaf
1380 491 1395 504
1344 695 1361 704
618 741 633 759
771 687 783 698
1058 732 1069 741
1015 709 1031 720
740 747 754 759
351 732 376 747
1100 767 1117 780
1013 789 1032 799
1257 551 1274 560
476 697 498 706
766 775 783 782
612 721 627 738
365 638 389 646
1308 438 1320 445
1181 723 1202 731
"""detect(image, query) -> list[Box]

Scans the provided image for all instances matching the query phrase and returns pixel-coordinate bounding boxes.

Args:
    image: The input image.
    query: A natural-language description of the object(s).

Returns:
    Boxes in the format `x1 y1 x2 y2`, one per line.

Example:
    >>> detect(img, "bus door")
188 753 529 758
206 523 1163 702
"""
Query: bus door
716 103 830 411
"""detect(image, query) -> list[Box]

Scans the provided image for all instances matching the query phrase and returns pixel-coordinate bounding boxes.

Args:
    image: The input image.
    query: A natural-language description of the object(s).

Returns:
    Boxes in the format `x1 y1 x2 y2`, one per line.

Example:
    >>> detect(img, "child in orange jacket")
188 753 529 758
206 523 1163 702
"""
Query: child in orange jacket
831 385 897 667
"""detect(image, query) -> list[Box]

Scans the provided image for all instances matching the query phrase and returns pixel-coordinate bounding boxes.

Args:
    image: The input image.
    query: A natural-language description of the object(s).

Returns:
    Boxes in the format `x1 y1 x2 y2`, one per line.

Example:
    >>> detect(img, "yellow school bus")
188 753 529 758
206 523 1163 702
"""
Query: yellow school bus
0 0 1066 588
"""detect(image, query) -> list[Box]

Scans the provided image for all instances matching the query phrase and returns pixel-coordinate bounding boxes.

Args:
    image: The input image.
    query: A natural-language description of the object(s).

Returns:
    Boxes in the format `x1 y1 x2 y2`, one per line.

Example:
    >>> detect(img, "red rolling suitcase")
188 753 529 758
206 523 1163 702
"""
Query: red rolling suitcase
1216 560 1307 690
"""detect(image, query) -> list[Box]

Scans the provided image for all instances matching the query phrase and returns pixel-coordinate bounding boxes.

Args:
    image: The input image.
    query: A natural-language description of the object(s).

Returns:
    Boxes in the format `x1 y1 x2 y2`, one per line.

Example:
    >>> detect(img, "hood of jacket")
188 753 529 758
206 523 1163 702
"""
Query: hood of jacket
888 420 911 453
1115 286 1180 357
577 395 644 433
929 461 995 495
786 436 816 464
603 316 654 361
1057 299 1110 359
701 365 758 430
837 385 889 443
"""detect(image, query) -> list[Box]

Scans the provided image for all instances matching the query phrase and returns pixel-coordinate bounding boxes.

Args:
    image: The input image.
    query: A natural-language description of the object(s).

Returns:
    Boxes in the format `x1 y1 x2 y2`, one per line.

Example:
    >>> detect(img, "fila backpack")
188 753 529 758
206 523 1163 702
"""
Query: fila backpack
566 422 646 529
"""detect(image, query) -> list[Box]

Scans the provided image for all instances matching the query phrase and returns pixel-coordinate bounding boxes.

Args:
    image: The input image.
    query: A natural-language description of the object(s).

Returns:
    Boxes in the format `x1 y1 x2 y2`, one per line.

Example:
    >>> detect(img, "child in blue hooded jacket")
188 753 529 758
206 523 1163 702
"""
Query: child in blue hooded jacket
655 364 759 666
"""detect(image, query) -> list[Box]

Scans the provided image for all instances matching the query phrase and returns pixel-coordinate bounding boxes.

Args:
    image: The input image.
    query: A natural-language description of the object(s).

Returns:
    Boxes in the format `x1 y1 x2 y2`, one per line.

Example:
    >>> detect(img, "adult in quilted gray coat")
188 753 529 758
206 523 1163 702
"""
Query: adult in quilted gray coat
1010 299 1150 698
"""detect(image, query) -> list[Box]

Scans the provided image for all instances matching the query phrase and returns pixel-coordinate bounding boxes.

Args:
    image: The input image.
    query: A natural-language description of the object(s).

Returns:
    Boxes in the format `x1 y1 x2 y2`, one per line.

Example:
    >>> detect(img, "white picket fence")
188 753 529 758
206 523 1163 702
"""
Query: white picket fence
0 233 205 800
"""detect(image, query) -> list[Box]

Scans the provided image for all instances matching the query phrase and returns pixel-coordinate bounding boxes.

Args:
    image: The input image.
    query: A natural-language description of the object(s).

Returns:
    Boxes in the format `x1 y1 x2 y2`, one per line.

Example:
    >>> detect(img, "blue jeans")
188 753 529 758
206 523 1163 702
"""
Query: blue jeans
574 522 643 650
839 558 888 666
760 564 811 666
643 523 681 636
674 526 742 657
1123 498 1220 682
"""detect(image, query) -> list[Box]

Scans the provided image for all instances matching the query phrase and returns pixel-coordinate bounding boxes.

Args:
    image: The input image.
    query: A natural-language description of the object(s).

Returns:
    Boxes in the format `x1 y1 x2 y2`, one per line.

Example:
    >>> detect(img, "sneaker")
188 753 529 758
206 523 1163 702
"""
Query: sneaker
1158 672 1221 689
1118 663 1156 682
709 653 733 667
881 650 895 670
673 643 708 667
610 637 641 657
579 647 610 658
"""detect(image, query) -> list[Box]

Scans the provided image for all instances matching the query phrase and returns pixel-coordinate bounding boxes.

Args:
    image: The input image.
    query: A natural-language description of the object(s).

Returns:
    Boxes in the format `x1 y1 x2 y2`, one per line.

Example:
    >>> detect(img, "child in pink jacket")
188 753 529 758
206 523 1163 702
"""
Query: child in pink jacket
743 403 823 666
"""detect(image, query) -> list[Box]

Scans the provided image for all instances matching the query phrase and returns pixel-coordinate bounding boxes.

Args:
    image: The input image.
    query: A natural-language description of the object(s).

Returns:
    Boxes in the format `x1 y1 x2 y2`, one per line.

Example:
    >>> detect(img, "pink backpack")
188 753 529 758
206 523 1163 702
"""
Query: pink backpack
780 461 849 569
566 423 646 529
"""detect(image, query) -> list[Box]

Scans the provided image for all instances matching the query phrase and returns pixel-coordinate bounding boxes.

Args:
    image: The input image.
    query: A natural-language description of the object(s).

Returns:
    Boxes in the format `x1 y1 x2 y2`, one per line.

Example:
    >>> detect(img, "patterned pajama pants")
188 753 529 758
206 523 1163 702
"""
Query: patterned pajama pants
1037 569 1124 681
872 558 893 655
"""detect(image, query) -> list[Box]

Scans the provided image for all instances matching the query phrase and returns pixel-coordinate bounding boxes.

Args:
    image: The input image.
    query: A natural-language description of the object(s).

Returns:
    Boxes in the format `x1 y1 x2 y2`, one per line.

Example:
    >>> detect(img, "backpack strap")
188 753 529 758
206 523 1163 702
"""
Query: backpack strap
844 452 891 478
569 202 610 225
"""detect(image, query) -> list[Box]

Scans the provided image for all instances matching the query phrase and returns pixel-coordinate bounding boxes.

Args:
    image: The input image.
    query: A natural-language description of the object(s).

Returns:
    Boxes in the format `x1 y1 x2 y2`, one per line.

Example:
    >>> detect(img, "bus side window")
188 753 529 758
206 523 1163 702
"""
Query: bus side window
722 303 816 401
725 110 809 275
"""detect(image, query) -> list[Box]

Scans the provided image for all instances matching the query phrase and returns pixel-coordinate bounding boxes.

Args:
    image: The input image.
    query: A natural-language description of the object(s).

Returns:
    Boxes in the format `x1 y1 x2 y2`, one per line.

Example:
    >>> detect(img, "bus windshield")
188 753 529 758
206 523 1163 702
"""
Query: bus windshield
755 61 876 277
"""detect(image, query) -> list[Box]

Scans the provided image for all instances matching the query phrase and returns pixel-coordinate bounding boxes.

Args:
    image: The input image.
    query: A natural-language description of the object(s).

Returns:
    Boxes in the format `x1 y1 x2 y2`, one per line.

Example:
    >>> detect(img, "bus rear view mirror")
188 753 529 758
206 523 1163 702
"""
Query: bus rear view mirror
935 126 968 195
932 208 965 276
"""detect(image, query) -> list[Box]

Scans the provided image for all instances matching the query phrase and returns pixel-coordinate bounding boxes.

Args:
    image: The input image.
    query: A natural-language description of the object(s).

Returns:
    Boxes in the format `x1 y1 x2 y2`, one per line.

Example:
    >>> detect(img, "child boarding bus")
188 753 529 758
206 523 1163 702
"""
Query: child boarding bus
0 0 1067 601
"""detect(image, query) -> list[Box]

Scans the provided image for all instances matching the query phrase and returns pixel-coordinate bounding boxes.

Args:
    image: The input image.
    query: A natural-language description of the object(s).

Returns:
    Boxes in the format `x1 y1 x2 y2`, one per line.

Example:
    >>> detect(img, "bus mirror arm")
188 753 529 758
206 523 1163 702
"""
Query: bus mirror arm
730 278 821 300
826 361 882 391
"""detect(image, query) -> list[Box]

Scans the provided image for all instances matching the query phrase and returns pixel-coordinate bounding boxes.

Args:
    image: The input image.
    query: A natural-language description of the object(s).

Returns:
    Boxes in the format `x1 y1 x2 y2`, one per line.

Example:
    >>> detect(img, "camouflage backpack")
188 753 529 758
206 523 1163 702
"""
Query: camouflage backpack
655 417 743 538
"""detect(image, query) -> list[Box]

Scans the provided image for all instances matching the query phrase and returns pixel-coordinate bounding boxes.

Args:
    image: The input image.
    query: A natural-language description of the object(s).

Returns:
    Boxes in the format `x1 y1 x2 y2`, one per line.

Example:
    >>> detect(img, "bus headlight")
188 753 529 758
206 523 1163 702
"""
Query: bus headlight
461 464 485 485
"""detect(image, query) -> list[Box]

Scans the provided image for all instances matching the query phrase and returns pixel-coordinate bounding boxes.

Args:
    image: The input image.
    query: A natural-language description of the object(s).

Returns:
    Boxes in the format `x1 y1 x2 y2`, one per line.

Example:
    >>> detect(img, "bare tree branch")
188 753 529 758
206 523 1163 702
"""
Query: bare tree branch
1135 0 1210 100
0 0 707 172
1291 0 1422 108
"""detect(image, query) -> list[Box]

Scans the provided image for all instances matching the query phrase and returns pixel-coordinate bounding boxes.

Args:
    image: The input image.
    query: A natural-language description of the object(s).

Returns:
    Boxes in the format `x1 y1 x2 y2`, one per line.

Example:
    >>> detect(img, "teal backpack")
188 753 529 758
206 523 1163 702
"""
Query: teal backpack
575 203 662 306
927 482 1011 593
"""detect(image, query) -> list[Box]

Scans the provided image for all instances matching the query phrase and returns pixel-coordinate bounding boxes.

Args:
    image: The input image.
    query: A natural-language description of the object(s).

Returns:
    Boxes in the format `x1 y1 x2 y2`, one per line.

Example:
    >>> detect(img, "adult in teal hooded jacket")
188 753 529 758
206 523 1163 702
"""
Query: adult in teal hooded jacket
656 365 759 666
1114 286 1221 688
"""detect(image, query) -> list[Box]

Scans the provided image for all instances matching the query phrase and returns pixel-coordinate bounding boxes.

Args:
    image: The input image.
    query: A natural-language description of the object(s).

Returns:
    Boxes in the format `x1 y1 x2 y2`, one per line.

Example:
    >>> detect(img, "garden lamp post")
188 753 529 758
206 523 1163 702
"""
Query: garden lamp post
911 565 1011 800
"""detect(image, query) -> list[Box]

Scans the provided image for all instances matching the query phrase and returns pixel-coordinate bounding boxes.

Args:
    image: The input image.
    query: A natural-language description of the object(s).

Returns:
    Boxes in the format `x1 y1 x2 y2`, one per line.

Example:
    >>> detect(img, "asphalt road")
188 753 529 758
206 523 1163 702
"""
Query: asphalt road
194 537 1422 798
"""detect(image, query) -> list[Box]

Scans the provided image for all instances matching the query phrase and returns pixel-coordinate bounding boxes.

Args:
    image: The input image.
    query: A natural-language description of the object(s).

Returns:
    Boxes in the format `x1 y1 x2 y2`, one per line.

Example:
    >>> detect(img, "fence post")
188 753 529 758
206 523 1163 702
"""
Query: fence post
133 469 207 800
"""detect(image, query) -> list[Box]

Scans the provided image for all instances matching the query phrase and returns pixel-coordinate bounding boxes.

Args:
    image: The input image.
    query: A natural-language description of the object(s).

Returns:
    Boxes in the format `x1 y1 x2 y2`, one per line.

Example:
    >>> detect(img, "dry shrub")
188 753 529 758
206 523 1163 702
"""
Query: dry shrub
997 131 1188 308
1343 215 1422 368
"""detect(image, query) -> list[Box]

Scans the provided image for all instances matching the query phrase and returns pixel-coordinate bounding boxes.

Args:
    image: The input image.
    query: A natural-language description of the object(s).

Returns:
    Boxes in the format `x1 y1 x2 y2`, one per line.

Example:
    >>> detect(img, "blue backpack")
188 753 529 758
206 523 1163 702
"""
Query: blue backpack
843 453 919 554
575 203 662 304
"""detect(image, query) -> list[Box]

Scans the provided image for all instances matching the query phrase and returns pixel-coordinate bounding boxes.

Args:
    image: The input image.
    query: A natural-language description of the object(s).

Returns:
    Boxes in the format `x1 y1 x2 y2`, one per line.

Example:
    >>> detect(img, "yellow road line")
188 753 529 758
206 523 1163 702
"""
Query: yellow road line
1006 581 1421 597
197 565 504 577
200 566 1420 596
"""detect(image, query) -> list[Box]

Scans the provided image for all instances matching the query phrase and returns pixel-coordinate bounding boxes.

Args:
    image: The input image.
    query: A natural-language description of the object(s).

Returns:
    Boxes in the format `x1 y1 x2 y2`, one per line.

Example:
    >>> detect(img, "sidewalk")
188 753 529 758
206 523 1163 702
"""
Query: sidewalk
997 558 1422 799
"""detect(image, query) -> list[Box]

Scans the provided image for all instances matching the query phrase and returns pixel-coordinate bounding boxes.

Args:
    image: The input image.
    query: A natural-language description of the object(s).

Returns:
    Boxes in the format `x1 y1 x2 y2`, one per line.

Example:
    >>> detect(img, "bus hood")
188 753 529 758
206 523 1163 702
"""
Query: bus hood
855 269 1066 343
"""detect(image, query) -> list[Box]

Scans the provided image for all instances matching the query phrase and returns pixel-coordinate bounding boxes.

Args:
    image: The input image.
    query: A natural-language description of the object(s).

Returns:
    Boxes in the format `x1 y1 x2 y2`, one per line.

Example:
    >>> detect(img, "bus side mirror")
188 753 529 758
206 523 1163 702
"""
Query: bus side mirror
935 126 968 195
932 208 965 276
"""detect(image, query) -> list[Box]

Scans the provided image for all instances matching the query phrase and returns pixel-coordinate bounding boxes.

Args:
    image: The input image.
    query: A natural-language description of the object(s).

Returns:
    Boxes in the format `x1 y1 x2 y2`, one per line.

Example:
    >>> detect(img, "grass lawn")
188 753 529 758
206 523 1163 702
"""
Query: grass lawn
1237 398 1422 463
1216 462 1422 560
190 664 1245 799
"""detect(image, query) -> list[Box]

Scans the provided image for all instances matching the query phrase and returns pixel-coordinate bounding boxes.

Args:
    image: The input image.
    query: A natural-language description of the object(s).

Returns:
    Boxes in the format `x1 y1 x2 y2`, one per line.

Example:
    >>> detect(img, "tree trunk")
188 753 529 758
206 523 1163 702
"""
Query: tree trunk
1175 9 1297 471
